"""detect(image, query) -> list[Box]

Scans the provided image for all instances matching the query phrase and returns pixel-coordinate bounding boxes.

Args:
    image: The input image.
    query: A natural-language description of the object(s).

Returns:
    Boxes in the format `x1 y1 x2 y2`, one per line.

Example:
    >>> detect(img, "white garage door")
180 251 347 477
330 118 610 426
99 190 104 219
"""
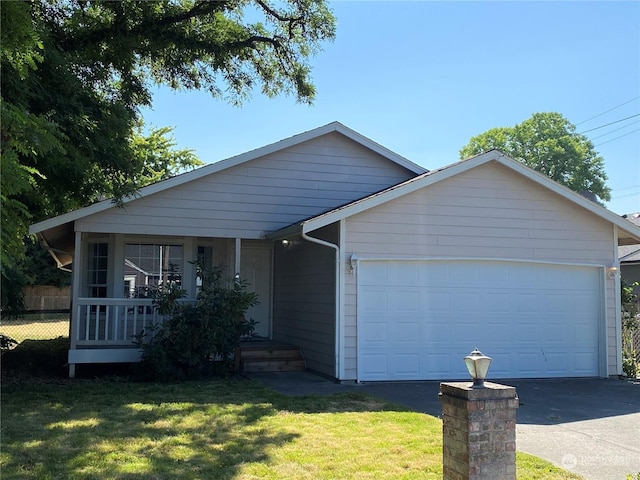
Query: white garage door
357 260 602 381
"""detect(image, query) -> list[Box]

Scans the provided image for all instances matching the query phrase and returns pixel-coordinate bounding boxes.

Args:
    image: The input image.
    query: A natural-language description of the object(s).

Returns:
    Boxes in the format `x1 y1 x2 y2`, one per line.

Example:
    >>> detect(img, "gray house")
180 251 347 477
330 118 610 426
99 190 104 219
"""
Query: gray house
30 122 640 380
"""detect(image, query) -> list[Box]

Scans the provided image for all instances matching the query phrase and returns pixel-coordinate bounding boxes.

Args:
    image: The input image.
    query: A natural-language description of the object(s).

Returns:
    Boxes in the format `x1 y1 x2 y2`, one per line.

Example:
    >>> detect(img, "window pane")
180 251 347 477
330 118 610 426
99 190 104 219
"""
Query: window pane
96 271 107 284
87 242 108 297
124 243 183 294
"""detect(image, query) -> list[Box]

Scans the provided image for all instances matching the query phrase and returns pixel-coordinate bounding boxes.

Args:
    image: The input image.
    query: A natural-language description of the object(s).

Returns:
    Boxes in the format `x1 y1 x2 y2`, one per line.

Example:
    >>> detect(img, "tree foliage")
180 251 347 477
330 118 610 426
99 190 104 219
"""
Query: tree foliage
459 112 611 203
1 0 335 310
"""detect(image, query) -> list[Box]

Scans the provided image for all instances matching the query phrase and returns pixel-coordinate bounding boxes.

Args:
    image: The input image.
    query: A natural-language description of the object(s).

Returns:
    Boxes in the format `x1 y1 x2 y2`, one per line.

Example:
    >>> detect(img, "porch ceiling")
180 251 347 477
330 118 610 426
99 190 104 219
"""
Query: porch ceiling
36 222 75 268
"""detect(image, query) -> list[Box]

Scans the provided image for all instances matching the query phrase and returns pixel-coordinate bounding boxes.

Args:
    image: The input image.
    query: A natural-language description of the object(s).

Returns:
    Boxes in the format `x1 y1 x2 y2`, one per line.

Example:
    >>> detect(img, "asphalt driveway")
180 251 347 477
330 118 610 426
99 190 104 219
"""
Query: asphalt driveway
247 372 640 480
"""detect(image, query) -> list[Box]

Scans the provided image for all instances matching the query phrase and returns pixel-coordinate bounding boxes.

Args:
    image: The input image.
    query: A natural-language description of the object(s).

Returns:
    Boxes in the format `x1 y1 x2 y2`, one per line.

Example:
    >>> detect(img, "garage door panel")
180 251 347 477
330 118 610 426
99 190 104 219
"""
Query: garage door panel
453 292 481 313
395 353 421 375
514 323 538 342
360 320 388 344
358 260 602 381
482 293 511 312
361 288 388 311
425 291 450 312
456 323 496 345
573 294 600 314
575 351 599 373
425 353 455 376
485 352 514 377
513 352 540 375
360 353 388 378
544 352 570 374
514 293 540 313
425 323 450 341
543 295 568 313
542 323 571 343
483 323 512 343
394 321 423 344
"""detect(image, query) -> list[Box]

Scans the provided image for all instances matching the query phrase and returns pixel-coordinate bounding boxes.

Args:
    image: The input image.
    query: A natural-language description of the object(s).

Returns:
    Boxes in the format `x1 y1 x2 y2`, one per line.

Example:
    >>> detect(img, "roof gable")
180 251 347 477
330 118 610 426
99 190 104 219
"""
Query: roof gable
284 150 640 246
30 122 426 235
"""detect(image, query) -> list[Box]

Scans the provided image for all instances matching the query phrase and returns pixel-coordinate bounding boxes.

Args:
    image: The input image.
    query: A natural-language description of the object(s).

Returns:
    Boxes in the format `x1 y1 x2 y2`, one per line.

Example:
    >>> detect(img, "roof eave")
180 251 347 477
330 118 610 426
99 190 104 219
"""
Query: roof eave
265 223 304 241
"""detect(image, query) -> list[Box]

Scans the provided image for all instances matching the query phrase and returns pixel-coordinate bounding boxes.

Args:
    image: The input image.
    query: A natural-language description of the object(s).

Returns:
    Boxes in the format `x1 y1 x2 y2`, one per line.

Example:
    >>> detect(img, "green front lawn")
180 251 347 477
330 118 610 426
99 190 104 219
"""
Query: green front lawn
1 377 581 479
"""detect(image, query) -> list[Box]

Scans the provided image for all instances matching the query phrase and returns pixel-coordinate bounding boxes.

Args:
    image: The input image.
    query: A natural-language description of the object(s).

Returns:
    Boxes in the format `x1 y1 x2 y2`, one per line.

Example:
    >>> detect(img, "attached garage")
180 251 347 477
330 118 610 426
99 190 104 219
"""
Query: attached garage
270 149 640 382
357 259 603 381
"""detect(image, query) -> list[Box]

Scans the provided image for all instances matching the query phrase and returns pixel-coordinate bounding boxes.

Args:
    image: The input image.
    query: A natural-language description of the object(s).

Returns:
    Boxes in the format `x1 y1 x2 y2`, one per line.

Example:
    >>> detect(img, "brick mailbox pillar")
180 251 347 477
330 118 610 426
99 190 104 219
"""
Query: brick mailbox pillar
439 382 518 480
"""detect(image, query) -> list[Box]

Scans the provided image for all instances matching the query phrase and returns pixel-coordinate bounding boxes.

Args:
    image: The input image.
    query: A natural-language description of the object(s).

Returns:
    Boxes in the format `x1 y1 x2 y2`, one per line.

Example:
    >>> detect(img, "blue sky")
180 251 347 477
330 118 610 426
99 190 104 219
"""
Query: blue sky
141 1 640 215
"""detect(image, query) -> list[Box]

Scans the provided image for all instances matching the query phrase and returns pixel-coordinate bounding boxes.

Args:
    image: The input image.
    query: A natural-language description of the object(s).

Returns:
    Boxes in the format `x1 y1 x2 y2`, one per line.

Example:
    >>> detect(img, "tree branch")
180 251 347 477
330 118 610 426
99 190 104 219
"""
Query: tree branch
254 0 304 39
255 0 302 23
58 1 228 52
227 35 283 51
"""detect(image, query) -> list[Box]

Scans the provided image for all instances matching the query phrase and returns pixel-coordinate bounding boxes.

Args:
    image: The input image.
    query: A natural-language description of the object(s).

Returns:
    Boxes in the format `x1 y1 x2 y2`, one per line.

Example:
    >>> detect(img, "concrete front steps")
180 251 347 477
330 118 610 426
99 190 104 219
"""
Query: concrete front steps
239 340 306 373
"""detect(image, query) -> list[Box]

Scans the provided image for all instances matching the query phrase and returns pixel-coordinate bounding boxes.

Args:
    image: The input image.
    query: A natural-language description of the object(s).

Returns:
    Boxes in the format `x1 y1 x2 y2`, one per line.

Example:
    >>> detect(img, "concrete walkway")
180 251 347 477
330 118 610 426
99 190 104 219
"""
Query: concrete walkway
247 372 640 480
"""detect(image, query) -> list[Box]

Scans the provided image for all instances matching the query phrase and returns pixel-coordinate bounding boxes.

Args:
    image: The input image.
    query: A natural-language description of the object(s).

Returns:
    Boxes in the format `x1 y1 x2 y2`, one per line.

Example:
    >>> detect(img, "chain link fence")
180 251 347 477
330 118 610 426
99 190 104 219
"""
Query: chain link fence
1 286 70 344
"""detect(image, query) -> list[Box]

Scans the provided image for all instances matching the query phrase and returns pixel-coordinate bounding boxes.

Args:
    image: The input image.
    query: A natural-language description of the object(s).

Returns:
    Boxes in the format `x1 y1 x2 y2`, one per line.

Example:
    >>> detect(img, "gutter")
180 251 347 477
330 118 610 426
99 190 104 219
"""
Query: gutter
301 226 341 380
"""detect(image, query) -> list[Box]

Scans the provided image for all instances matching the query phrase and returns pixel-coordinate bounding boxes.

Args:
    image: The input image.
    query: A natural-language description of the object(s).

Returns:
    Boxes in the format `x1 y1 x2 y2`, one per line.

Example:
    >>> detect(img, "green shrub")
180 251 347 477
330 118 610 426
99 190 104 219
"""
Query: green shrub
135 264 258 381
1 337 69 377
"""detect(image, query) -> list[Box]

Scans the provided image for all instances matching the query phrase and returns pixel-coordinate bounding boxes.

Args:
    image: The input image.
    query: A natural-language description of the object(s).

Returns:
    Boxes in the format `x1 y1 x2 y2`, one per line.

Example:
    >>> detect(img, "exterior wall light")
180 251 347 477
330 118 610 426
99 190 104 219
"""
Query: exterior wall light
348 254 358 273
464 348 492 388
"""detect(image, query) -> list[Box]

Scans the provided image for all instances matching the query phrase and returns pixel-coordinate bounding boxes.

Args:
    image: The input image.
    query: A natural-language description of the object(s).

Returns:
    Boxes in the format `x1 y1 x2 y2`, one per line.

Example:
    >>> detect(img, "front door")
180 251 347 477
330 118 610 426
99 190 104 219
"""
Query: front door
240 245 273 338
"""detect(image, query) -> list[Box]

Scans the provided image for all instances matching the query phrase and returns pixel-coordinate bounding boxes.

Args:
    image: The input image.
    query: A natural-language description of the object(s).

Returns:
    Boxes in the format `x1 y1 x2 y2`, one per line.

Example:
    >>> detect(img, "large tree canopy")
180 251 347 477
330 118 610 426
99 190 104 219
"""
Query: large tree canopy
459 112 611 203
1 0 335 311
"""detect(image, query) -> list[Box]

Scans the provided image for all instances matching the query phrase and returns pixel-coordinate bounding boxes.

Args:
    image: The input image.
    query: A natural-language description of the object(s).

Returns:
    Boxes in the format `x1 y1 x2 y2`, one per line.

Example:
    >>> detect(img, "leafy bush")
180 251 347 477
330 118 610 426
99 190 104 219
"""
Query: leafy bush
1 337 69 377
135 264 258 381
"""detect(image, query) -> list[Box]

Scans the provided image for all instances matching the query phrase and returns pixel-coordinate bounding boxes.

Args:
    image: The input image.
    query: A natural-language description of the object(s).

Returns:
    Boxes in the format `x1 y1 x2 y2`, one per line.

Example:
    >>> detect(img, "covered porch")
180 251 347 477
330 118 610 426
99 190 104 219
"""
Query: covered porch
31 221 341 380
37 228 276 376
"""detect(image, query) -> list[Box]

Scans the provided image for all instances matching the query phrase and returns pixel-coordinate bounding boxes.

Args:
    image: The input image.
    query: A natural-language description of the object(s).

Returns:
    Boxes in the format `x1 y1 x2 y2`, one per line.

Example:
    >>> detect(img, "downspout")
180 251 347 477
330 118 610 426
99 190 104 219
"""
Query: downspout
301 226 341 380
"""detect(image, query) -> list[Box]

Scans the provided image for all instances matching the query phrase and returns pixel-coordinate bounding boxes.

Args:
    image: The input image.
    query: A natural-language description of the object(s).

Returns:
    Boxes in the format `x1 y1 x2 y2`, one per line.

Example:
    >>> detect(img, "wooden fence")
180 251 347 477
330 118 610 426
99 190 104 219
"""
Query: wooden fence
23 285 71 312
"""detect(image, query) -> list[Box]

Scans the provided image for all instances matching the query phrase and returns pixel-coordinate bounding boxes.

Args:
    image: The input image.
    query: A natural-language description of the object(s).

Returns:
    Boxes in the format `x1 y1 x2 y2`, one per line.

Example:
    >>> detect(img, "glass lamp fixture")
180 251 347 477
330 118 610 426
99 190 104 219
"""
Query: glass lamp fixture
464 348 492 388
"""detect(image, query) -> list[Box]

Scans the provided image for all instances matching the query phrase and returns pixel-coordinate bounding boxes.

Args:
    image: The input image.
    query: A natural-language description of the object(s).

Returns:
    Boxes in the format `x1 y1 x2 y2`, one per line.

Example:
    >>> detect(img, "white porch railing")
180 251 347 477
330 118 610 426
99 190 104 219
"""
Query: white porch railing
74 298 165 346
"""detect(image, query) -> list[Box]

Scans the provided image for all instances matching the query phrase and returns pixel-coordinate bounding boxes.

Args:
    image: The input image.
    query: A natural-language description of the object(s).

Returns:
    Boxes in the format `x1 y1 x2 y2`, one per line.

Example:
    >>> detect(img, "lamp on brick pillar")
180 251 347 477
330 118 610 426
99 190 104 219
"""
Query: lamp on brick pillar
464 348 492 388
440 349 518 480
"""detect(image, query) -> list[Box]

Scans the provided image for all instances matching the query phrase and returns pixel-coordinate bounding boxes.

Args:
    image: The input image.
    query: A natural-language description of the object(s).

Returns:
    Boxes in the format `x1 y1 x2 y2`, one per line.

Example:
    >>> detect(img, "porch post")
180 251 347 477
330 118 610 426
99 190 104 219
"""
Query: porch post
69 230 83 378
235 238 241 276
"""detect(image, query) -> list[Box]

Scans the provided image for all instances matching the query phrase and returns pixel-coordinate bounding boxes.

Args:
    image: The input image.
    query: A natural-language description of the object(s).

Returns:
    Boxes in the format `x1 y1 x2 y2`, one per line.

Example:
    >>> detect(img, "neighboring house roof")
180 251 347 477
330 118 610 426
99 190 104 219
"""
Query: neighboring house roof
29 122 427 267
619 212 640 264
620 249 640 263
124 259 151 276
269 150 640 246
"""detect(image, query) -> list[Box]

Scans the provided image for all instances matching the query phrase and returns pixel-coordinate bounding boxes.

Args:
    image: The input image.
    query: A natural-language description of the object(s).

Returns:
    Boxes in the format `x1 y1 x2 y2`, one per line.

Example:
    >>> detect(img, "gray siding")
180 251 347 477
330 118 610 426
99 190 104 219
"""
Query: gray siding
342 162 619 379
272 224 338 377
77 132 416 238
